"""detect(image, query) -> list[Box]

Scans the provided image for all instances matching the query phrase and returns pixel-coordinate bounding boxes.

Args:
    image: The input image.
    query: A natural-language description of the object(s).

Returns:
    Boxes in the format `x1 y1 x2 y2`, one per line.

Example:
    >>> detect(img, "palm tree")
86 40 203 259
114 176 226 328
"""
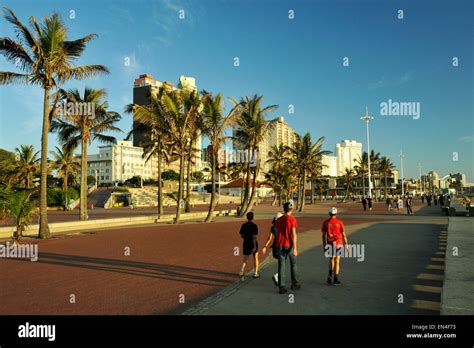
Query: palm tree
161 88 201 223
49 144 80 210
199 92 239 222
369 150 381 198
50 87 121 220
233 95 277 216
379 156 395 196
354 152 369 196
341 168 355 202
125 89 174 218
288 133 329 212
13 145 40 188
265 144 289 206
0 8 109 238
7 190 37 245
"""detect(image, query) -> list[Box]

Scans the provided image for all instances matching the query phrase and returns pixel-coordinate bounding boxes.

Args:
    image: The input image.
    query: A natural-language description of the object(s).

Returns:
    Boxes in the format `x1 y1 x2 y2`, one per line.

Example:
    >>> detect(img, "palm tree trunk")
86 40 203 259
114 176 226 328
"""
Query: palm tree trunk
239 149 252 216
175 153 185 224
242 160 259 215
157 144 163 217
205 149 217 223
384 173 388 197
299 172 307 212
185 142 192 213
39 87 51 239
80 137 88 220
63 172 68 211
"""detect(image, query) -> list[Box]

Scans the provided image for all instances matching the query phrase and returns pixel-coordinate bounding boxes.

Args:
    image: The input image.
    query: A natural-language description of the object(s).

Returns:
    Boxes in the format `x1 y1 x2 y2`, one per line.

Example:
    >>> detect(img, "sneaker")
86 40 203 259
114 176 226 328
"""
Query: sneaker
253 273 260 279
326 276 333 285
239 271 245 282
291 283 301 290
272 274 279 286
279 287 288 294
333 278 342 286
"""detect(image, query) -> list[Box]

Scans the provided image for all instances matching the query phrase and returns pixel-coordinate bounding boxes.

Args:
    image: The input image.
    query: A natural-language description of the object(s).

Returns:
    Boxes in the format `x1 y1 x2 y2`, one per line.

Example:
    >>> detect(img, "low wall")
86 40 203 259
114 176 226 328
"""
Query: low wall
0 209 237 240
440 217 474 314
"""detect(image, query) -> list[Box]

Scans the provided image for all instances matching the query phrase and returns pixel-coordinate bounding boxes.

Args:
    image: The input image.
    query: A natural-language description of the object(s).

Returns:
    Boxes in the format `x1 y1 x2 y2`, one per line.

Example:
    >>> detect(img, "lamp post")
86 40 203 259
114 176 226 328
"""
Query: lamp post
418 163 422 193
360 107 374 198
95 169 99 188
399 150 405 197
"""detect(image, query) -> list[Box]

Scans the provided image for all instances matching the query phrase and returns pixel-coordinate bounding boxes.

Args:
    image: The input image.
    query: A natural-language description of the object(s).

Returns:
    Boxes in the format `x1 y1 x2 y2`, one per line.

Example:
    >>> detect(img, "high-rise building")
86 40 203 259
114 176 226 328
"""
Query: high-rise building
335 140 362 176
321 154 338 177
232 117 297 179
132 73 202 171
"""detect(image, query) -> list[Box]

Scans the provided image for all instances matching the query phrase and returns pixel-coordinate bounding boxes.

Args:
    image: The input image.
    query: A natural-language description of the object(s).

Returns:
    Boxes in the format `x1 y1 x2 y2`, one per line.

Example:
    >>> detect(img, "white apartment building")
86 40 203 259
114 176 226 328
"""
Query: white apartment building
335 140 362 176
86 140 154 184
321 154 338 177
258 117 298 178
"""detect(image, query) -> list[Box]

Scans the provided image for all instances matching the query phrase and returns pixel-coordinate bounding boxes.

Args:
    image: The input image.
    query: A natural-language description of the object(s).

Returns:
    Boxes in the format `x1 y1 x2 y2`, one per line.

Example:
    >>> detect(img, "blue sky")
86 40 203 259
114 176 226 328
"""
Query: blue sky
0 0 472 180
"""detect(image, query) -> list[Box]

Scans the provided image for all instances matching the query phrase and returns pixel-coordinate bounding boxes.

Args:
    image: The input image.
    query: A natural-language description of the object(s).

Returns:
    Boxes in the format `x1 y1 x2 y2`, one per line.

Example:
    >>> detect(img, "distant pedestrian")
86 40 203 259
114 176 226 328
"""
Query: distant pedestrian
239 212 260 281
421 194 425 204
274 202 301 294
262 212 283 286
427 194 432 206
439 194 445 207
322 207 348 286
367 197 373 211
386 196 392 211
362 197 367 211
406 195 413 215
434 194 438 206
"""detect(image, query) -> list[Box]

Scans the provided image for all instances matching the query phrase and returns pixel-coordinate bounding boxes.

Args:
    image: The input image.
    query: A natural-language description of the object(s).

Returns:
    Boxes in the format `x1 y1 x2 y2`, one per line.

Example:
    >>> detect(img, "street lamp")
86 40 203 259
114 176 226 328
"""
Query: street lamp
418 163 422 193
360 107 374 198
95 169 99 188
399 150 405 197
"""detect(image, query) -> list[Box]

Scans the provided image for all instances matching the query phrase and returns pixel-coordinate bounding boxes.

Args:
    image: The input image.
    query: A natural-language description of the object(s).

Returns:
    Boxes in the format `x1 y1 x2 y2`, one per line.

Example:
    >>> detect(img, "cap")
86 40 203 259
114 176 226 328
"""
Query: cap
329 207 338 215
283 202 293 212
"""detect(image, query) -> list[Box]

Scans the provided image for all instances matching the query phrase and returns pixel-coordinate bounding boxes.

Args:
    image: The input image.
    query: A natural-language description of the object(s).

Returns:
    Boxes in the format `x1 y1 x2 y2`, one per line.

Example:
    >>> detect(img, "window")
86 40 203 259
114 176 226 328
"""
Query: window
101 176 104 180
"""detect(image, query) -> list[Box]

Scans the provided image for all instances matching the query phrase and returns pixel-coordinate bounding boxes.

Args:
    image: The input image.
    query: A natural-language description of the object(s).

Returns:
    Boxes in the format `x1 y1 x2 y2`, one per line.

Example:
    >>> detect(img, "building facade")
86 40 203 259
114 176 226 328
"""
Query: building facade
335 140 362 176
132 73 202 172
85 140 155 184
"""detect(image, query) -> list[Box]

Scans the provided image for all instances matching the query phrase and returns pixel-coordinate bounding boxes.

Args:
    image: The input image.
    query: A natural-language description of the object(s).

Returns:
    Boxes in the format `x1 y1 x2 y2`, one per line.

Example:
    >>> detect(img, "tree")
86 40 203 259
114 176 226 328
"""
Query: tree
7 190 37 245
50 87 121 220
266 143 289 206
233 95 277 216
49 144 80 209
354 152 369 196
13 145 40 189
162 170 180 181
199 92 239 222
0 148 17 185
0 8 109 238
379 156 395 196
161 88 201 223
341 168 355 202
125 89 175 218
288 133 329 212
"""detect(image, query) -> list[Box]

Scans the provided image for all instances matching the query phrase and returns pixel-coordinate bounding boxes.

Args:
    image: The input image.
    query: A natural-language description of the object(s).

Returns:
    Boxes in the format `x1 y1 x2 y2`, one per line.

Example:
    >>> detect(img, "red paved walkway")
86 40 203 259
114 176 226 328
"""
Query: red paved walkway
0 216 382 315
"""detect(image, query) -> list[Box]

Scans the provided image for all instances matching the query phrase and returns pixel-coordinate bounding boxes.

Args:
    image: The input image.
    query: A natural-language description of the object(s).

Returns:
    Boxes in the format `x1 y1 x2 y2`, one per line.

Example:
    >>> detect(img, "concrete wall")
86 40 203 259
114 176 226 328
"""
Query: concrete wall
441 217 474 315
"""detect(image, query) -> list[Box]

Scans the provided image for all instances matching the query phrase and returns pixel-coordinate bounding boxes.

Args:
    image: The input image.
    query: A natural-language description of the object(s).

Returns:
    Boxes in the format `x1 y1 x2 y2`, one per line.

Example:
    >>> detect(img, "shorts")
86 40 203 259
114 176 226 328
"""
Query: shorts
243 241 258 256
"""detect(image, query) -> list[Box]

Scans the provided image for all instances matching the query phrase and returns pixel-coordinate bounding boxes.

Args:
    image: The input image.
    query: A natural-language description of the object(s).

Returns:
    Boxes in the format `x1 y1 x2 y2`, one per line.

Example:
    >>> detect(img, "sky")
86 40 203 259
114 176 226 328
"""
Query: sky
0 0 472 181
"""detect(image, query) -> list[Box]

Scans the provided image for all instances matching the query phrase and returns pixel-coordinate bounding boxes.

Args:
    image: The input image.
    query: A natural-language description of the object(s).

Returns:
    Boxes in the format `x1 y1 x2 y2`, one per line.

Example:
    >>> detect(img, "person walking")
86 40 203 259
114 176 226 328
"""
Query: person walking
434 194 438 206
262 212 283 286
239 212 260 281
421 194 425 204
322 207 348 286
386 196 392 211
439 193 445 208
406 195 413 215
274 202 301 294
367 196 373 211
361 196 367 211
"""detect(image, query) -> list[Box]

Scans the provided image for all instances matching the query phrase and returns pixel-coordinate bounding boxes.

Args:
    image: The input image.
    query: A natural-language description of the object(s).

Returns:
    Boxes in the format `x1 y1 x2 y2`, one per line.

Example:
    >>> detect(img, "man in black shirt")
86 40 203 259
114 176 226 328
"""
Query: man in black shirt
239 212 260 281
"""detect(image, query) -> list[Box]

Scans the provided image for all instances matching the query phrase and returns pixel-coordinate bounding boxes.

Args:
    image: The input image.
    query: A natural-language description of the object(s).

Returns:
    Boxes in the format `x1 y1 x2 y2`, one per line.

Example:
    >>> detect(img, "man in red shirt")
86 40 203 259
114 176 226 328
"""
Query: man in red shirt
322 207 348 286
274 202 301 294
